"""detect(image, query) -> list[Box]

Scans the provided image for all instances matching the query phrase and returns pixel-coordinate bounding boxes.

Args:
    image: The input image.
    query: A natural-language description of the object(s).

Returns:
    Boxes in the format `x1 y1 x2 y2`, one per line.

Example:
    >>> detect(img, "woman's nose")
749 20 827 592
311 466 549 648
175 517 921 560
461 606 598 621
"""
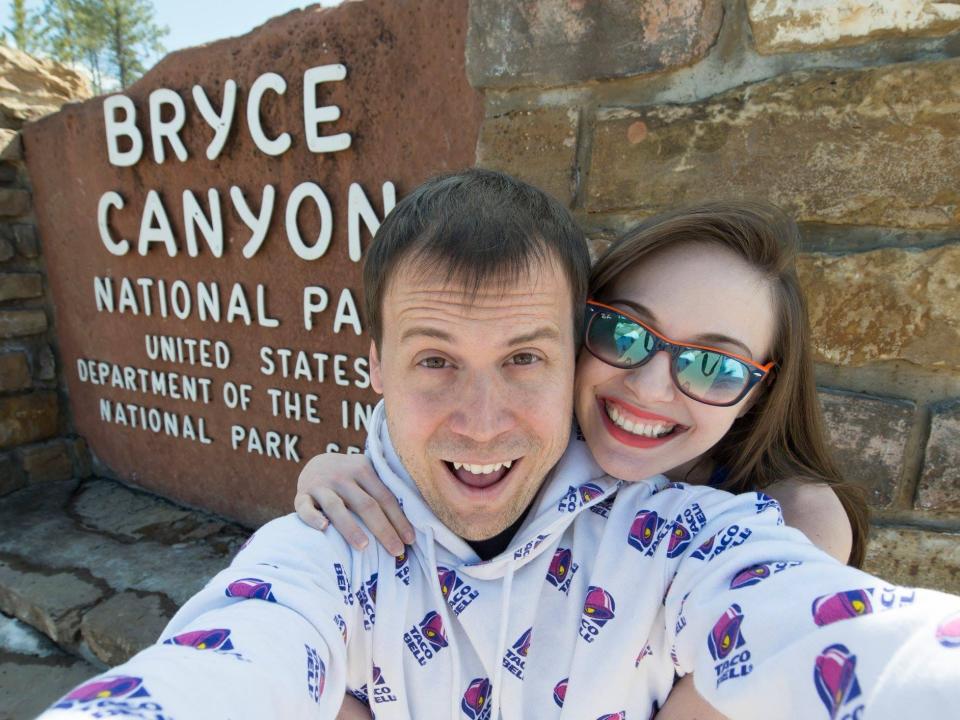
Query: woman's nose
622 350 676 404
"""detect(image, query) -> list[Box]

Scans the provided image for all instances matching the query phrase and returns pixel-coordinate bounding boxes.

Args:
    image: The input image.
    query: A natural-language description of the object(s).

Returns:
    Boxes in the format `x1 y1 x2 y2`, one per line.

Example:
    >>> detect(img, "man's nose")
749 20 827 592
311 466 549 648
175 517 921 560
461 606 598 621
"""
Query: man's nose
447 370 515 443
623 350 676 404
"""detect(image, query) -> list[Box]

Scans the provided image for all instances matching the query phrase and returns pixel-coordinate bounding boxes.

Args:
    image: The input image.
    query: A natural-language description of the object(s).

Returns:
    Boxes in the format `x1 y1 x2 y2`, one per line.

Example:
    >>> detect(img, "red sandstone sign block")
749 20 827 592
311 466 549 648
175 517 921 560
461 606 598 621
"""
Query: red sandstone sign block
22 0 483 526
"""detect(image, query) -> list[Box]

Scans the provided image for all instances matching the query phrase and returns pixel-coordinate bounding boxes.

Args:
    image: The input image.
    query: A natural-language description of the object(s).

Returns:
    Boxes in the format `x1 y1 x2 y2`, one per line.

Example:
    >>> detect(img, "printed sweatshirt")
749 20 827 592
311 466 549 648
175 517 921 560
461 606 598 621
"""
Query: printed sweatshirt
40 401 960 719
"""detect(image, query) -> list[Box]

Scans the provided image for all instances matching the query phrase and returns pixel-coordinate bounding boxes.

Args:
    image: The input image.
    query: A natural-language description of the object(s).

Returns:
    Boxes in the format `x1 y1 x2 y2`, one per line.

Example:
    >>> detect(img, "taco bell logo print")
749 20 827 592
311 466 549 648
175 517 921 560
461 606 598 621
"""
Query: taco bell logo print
936 611 960 648
225 577 277 602
461 677 492 720
438 565 479 616
53 675 166 715
546 547 578 594
730 560 802 590
628 510 666 553
812 590 873 627
579 586 616 642
371 664 398 704
333 562 354 606
709 604 753 688
502 627 532 679
305 644 326 704
597 713 626 720
395 548 411 586
666 522 692 558
164 628 234 651
814 643 863 719
558 482 604 512
553 678 568 707
356 573 378 630
404 610 449 666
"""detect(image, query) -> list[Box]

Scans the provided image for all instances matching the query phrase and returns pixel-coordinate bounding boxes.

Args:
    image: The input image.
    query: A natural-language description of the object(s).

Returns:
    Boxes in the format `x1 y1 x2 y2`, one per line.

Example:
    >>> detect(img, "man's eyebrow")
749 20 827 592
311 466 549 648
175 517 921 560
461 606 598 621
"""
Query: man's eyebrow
400 326 455 343
609 299 755 359
505 326 562 346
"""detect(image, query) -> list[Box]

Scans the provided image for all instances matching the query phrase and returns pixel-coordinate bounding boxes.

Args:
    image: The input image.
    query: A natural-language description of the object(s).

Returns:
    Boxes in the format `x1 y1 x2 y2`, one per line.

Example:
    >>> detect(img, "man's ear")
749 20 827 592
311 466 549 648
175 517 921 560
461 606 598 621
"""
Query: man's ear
370 340 383 395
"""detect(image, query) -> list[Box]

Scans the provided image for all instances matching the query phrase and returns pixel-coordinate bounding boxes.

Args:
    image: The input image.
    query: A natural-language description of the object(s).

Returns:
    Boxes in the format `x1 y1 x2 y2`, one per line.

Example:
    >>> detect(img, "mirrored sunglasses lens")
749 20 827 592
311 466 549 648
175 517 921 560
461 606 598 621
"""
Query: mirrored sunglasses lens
588 311 655 367
675 350 750 404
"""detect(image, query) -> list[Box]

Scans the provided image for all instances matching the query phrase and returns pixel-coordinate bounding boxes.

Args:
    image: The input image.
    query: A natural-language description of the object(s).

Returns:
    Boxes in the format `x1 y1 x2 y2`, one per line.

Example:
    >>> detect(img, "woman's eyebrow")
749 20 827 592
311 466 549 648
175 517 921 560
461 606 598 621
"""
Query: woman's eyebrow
609 298 755 358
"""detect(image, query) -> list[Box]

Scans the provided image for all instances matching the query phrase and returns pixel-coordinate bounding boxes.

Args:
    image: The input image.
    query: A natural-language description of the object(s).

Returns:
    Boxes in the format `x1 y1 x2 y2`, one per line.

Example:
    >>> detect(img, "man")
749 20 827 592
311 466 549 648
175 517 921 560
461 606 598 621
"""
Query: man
43 170 959 719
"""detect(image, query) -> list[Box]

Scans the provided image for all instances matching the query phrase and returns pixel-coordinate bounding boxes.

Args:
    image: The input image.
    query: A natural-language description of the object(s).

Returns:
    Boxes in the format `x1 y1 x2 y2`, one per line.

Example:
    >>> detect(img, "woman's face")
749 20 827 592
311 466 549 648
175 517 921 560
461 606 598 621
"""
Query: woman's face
574 241 777 482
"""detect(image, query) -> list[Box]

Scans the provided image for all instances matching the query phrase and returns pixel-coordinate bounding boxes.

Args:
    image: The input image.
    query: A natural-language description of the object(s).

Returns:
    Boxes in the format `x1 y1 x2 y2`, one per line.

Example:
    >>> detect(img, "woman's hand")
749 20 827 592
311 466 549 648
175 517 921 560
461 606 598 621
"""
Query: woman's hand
294 452 415 556
337 694 373 720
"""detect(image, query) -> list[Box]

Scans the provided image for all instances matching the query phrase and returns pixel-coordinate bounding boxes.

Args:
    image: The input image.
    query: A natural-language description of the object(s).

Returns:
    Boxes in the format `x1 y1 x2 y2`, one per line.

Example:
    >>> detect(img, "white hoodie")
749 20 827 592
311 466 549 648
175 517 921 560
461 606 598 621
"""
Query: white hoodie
40 401 960 719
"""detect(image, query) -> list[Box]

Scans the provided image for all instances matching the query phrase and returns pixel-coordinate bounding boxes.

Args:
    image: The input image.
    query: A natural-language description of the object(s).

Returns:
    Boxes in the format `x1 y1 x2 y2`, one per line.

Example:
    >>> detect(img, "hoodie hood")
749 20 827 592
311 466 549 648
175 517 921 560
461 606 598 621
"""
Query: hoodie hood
365 399 621 580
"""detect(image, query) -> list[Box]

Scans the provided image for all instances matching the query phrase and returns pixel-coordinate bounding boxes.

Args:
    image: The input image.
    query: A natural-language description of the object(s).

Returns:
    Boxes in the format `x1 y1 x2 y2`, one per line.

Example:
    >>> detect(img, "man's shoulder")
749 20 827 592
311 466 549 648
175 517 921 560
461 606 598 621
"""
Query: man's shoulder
236 513 357 570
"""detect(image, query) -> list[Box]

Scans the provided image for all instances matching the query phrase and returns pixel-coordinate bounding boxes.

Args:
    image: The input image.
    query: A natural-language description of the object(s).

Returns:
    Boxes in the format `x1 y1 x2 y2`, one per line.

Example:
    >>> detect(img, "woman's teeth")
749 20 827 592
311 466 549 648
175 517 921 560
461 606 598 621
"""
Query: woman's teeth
605 402 676 438
452 460 513 474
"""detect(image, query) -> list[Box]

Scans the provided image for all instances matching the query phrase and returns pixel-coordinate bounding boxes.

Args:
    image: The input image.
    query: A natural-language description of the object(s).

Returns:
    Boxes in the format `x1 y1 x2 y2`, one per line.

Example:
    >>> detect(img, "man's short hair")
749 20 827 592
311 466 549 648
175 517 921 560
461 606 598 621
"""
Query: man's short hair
363 168 591 347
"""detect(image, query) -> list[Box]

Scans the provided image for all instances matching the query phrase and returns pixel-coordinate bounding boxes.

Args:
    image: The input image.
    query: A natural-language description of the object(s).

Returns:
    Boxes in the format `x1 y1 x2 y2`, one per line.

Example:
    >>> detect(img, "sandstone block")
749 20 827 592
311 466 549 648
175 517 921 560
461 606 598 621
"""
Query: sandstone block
0 272 42 302
748 0 960 54
0 129 22 162
477 107 580 205
587 59 960 229
799 245 960 370
0 189 29 218
0 351 30 391
0 163 16 183
863 527 960 594
0 309 46 338
37 343 55 380
81 591 175 666
12 223 38 257
0 452 24 496
18 440 74 484
0 44 91 122
0 233 13 261
0 557 106 647
0 392 58 449
916 401 960 512
818 389 915 508
468 0 723 88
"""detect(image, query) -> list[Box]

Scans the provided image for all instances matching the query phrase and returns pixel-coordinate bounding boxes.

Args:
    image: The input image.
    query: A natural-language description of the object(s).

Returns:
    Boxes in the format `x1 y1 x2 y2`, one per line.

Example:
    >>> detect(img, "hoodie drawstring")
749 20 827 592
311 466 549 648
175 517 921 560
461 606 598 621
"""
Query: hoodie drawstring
490 563 515 720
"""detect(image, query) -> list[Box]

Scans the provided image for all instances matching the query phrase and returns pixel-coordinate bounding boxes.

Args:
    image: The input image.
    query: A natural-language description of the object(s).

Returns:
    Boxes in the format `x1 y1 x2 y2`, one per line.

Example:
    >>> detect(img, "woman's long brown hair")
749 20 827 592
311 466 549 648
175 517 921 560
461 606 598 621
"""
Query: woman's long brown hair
589 202 869 567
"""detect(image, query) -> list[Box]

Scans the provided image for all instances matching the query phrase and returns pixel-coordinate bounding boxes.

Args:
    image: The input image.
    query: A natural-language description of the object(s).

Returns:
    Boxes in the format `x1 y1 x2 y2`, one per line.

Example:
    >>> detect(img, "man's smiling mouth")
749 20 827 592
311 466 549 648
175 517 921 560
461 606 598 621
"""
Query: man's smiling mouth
443 458 522 488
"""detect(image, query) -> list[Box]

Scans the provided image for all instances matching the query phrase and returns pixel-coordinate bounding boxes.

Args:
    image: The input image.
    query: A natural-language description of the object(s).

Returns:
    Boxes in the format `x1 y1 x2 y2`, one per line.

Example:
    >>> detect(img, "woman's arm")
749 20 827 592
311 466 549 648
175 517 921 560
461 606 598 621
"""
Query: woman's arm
294 452 416 557
762 479 853 564
337 694 373 720
654 674 728 720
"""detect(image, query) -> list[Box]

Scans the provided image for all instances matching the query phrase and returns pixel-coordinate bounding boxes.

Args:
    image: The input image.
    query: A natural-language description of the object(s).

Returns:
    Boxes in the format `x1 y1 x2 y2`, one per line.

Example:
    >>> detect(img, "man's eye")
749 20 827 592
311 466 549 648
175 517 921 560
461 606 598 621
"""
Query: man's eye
509 353 540 366
419 357 449 369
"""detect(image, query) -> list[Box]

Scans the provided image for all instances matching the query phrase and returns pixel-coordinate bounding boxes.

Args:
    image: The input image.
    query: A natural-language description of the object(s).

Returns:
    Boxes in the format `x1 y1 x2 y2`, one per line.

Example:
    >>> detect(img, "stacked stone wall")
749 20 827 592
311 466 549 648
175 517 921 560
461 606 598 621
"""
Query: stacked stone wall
469 0 960 592
0 47 92 495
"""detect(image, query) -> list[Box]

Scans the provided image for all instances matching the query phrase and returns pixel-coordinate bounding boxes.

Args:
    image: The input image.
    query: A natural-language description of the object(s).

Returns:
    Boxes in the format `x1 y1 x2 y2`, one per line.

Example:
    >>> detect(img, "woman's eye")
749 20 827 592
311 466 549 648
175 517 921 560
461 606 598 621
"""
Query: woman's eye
509 353 540 366
419 357 449 369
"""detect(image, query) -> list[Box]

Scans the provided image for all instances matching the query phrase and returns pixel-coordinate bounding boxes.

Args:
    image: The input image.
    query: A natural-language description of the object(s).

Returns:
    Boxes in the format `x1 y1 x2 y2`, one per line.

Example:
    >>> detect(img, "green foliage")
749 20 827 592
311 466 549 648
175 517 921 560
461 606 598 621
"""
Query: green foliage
7 0 43 53
20 0 169 91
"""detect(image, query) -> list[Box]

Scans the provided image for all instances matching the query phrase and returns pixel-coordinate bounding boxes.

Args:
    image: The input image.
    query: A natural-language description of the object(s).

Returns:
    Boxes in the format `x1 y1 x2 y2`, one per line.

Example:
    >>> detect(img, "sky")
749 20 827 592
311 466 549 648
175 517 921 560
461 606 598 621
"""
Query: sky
2 1 343 55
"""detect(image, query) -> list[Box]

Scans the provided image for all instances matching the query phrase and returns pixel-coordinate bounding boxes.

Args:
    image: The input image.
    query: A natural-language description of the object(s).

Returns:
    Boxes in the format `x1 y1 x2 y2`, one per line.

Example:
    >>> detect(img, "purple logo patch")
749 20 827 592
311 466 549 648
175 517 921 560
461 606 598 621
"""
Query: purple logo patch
225 577 277 602
420 610 448 651
812 590 873 627
814 643 862 719
553 678 568 707
708 604 746 661
503 628 532 679
666 522 692 558
580 586 616 643
305 644 326 704
936 611 960 648
730 563 771 589
461 677 492 720
62 676 148 703
164 628 234 651
579 482 604 504
596 713 626 720
628 510 665 552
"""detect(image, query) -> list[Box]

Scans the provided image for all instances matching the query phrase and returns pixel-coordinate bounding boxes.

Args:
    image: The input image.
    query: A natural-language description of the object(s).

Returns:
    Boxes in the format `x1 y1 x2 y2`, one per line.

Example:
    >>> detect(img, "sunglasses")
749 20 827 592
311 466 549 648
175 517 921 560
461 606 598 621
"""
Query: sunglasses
584 300 775 407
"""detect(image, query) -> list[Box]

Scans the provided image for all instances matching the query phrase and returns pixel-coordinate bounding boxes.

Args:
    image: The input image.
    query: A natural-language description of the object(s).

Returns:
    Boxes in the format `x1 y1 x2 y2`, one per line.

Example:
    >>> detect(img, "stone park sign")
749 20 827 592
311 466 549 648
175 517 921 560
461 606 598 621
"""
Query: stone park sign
21 0 483 526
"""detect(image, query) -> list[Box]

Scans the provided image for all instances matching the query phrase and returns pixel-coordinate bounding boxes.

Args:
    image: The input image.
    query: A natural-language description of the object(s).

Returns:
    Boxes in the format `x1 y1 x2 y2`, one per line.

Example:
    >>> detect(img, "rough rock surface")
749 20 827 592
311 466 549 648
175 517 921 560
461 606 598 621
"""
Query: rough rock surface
748 0 960 54
80 591 175 666
818 389 915 508
587 58 960 229
0 45 91 125
864 527 960 594
468 0 724 87
798 245 960 370
916 401 960 512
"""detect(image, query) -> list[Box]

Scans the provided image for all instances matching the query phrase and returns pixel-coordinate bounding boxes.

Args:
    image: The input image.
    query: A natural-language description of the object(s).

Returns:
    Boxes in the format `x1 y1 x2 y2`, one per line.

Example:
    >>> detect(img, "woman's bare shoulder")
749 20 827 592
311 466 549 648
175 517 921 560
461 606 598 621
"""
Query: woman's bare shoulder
762 479 853 564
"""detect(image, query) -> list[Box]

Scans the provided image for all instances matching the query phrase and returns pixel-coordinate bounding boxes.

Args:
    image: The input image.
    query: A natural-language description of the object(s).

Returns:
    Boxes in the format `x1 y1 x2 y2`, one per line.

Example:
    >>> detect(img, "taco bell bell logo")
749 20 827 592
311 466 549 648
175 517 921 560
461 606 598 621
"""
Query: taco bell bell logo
403 610 449 666
813 643 864 720
579 586 616 642
709 604 753 688
502 627 532 679
546 547 578 594
461 677 492 720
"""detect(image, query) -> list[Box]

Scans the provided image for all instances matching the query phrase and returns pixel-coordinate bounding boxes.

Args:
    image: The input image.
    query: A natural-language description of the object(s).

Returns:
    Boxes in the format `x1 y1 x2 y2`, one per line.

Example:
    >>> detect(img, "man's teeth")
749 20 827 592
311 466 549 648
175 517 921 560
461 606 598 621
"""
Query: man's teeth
452 460 513 474
605 402 676 438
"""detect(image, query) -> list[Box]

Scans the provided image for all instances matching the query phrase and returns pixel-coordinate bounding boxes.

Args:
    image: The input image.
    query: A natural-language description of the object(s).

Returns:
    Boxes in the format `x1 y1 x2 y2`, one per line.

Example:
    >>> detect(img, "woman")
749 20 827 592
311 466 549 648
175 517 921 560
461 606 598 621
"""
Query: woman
294 202 868 719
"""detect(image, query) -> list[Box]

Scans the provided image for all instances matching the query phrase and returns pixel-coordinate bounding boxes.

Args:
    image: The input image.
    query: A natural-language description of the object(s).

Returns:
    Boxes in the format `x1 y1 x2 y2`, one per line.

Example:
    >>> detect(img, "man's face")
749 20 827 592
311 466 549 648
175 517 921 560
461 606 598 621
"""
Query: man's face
370 257 576 541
